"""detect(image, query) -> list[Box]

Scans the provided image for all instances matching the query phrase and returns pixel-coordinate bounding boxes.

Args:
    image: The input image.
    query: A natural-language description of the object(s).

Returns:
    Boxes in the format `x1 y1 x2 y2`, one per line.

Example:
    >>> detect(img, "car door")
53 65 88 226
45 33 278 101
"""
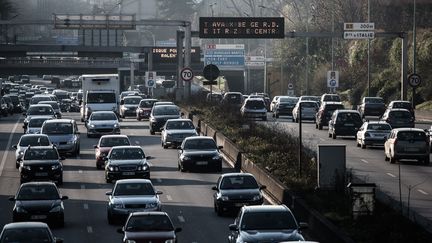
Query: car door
228 210 243 243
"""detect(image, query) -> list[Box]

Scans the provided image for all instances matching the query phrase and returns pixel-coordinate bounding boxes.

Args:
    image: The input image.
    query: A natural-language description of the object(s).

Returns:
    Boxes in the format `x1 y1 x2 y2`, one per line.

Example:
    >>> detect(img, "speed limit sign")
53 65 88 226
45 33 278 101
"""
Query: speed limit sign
408 73 421 87
180 67 194 82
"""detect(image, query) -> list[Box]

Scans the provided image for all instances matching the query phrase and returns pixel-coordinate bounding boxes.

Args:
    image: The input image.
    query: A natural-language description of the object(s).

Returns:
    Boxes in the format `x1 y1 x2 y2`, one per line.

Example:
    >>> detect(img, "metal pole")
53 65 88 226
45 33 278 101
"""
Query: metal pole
298 102 302 177
367 0 371 96
184 24 192 99
305 7 309 96
264 39 267 94
401 33 408 100
130 61 135 87
412 0 417 106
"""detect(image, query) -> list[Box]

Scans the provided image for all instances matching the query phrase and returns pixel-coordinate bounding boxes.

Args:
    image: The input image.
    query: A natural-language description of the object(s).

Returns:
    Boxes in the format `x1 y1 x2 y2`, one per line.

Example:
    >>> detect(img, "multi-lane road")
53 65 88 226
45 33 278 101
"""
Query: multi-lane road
0 112 237 243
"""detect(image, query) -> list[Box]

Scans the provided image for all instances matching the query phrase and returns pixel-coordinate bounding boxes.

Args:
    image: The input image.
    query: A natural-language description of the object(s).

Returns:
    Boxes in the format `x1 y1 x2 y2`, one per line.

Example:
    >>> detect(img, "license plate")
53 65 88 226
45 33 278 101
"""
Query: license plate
235 203 246 207
122 172 135 176
35 172 48 176
345 123 354 126
196 161 208 165
31 215 47 220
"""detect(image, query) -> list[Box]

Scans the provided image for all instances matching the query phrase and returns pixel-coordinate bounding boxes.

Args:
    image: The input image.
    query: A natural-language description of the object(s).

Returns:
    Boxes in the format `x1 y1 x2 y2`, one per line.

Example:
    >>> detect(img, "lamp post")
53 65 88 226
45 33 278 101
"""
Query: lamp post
412 0 417 106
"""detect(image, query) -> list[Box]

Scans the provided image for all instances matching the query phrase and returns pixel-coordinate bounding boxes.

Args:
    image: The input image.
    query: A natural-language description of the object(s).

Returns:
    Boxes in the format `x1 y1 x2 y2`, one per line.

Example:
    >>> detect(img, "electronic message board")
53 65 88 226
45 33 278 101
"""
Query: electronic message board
151 47 201 63
199 17 285 39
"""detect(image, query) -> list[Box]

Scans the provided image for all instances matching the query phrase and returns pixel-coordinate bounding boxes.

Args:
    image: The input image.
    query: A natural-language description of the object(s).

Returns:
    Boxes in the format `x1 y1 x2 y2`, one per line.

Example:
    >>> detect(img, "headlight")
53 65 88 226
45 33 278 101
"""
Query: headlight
15 206 28 213
126 240 136 243
212 154 221 160
180 155 191 161
67 139 75 144
150 117 156 122
219 195 229 201
139 110 143 113
22 165 31 170
108 165 119 171
90 124 95 128
138 164 149 171
19 151 24 155
51 164 61 170
49 205 62 212
165 240 175 243
113 203 124 209
253 195 262 201
146 202 159 208
114 123 119 128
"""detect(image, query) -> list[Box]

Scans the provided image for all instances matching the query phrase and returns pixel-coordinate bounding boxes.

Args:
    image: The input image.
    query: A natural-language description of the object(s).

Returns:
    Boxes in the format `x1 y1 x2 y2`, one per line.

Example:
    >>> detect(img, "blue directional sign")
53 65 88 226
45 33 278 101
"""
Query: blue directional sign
147 79 155 87
204 44 245 71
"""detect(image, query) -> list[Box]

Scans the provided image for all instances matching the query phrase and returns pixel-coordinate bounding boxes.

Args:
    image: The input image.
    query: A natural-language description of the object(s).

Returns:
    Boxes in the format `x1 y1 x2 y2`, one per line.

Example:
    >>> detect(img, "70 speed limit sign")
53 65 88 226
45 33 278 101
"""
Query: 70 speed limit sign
408 73 421 87
180 67 194 82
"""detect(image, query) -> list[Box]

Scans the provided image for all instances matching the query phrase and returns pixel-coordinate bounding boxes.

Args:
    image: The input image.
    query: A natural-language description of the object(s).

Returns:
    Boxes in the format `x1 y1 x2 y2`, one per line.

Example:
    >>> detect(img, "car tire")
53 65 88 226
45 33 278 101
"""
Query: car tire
328 133 332 138
178 163 185 172
57 176 63 185
390 156 396 164
56 216 65 228
318 124 323 130
15 161 19 169
150 129 155 135
385 155 389 161
424 156 430 165
272 113 275 118
215 203 222 216
106 175 112 183
332 133 337 139
163 144 168 149
137 117 141 121
87 133 91 138
356 141 361 147
361 143 366 149
107 212 115 225
216 162 222 172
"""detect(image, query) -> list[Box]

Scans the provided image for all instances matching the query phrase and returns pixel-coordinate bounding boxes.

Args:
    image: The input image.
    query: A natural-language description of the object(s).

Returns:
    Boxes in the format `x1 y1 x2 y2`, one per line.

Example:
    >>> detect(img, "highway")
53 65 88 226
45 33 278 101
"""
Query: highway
266 115 432 230
0 112 236 243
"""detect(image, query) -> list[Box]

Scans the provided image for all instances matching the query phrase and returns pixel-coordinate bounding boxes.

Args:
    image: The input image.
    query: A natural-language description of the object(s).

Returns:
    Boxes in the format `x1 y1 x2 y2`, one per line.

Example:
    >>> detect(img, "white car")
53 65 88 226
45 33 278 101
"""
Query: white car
161 119 198 149
12 134 52 168
292 101 318 122
356 121 392 149
25 116 53 134
240 98 267 121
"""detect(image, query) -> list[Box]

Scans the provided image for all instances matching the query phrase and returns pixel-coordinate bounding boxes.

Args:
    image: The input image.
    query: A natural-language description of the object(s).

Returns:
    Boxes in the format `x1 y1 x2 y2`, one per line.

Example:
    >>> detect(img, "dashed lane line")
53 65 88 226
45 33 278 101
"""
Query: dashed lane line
418 189 428 195
178 215 185 223
87 226 93 233
0 117 20 177
386 173 396 178
83 204 89 210
361 159 369 164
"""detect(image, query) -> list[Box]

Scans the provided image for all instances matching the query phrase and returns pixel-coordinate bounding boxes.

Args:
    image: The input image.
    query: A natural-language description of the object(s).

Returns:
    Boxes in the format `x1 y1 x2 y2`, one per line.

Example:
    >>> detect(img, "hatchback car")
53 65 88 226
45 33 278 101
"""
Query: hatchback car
273 96 298 118
356 121 392 149
228 205 307 243
149 105 182 135
221 92 244 109
240 98 267 121
104 146 151 183
320 93 341 103
39 101 62 118
29 95 54 106
178 136 223 172
13 134 52 168
94 135 131 170
86 111 120 138
19 146 64 184
213 173 265 215
25 116 53 134
41 119 80 156
9 182 68 226
358 97 386 118
161 118 198 148
387 100 415 119
106 179 162 224
23 104 56 132
120 95 142 118
328 110 362 139
292 100 318 122
315 102 345 130
384 128 430 165
381 108 415 129
136 99 158 121
117 212 181 243
0 222 63 243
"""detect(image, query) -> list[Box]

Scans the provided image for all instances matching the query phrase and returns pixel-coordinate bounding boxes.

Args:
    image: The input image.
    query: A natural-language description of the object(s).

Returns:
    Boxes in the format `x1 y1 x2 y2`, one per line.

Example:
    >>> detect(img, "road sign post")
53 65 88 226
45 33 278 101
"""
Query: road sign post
408 73 422 107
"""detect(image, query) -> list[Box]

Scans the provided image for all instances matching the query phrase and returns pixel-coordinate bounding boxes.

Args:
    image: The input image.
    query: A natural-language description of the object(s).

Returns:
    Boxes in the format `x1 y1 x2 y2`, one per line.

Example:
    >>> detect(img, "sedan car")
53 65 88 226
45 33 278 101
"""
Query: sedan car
120 95 143 118
106 179 162 224
384 128 430 165
0 222 63 243
13 134 52 168
86 111 120 138
104 146 151 183
94 135 131 170
228 205 307 243
178 136 223 172
161 118 198 148
213 173 265 216
25 116 53 134
136 99 158 121
41 119 80 156
117 212 181 243
356 121 392 149
149 105 182 135
9 182 68 227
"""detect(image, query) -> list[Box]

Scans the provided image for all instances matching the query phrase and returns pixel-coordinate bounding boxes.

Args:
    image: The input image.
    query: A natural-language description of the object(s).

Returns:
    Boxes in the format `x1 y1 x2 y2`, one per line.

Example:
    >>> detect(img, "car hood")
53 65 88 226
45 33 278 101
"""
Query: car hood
182 150 219 156
111 195 159 205
166 129 197 135
45 134 75 143
124 231 175 241
220 188 261 197
22 160 60 165
153 115 181 120
108 159 147 166
239 229 304 242
16 199 61 212
88 120 118 126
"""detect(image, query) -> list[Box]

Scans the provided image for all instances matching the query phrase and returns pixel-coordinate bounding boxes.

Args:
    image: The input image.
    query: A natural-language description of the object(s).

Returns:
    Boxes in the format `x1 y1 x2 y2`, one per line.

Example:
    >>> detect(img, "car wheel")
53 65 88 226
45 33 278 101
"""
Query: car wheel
87 133 91 138
107 212 115 225
215 203 222 216
178 162 185 172
356 141 361 147
424 156 430 165
150 129 155 135
15 161 20 169
318 124 323 130
57 176 63 185
361 143 366 149
272 113 275 118
106 175 112 183
137 117 141 121
163 143 168 149
332 133 337 139
328 133 332 138
216 162 222 172
390 156 396 164
385 155 389 161
56 216 65 228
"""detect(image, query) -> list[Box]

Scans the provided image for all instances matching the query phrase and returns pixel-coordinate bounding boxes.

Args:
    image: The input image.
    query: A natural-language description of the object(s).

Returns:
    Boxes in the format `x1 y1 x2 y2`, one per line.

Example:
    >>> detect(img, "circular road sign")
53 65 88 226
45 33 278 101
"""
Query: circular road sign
203 64 220 81
408 73 421 87
147 79 155 87
180 67 194 82
288 83 294 89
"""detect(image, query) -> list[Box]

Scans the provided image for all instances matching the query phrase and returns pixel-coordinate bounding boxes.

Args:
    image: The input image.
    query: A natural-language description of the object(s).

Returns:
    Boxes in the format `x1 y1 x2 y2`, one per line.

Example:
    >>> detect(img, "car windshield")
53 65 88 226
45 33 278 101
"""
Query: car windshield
24 149 58 160
55 93 69 100
114 183 155 196
110 148 145 160
0 228 52 243
91 112 117 121
220 176 259 189
42 123 73 134
9 96 19 104
367 124 392 131
19 136 50 146
241 211 297 230
225 94 242 104
323 95 340 102
153 106 179 116
124 98 142 105
27 106 54 115
279 98 297 104
300 102 318 108
16 185 60 200
166 121 194 130
28 118 50 128
183 139 216 150
245 100 265 109
87 93 116 103
397 131 426 141
365 97 384 103
125 215 174 232
100 137 130 147
336 113 362 124
31 97 51 104
139 100 156 108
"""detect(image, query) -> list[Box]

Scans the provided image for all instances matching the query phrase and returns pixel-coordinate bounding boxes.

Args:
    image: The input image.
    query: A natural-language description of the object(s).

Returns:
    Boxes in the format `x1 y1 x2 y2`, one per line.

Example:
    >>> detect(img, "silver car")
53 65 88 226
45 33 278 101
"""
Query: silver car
39 101 62 118
240 98 267 121
86 111 120 138
292 101 318 122
12 134 52 168
106 179 162 224
356 121 392 149
40 119 80 157
120 95 142 118
161 119 198 148
25 116 53 134
384 128 430 165
23 104 56 132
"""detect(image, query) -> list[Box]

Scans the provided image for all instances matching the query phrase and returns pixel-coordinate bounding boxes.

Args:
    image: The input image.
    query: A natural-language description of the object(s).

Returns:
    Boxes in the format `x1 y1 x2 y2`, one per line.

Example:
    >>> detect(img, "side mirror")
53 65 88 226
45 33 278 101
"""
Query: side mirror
8 196 15 201
146 156 152 160
105 191 112 196
260 185 267 190
217 146 223 150
229 224 238 231
156 190 163 195
12 145 17 149
211 186 218 191
61 196 69 200
175 227 182 233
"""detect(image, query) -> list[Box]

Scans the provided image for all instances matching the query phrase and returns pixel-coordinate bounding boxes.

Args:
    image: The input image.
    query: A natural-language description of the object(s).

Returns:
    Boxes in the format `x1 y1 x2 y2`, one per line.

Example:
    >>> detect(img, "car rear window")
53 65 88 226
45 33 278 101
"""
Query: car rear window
42 123 73 134
365 98 384 103
336 112 362 124
368 124 392 130
301 102 318 108
19 136 50 146
397 131 426 141
241 211 297 230
389 111 411 118
24 149 58 160
323 95 340 102
100 137 130 147
245 100 265 109
392 102 412 109
326 104 344 110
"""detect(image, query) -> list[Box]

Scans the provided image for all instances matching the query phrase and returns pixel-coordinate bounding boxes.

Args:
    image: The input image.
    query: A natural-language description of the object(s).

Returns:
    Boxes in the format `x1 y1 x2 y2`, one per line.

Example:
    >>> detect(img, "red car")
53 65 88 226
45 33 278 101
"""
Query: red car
94 135 131 169
136 99 158 121
118 212 181 243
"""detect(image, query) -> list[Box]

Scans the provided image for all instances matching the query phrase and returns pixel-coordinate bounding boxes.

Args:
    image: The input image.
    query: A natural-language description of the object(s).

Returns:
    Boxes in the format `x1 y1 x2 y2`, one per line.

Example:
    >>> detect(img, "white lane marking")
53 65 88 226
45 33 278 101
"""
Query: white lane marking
134 140 140 145
156 178 162 183
319 138 325 141
83 204 89 210
178 215 185 223
0 118 20 176
361 159 369 164
418 189 429 195
78 170 83 174
166 195 173 201
386 173 396 178
81 185 86 190
87 226 93 233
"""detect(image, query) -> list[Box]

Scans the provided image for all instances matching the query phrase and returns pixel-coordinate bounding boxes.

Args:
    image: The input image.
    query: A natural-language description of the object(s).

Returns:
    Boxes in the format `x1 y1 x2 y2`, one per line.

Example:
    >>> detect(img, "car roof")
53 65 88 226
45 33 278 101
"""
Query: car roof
245 98 265 102
335 109 359 114
365 121 390 125
130 211 168 217
390 100 411 104
184 136 214 141
243 205 290 213
100 135 129 139
388 108 410 112
92 111 116 114
166 118 192 122
322 101 343 105
20 134 50 138
43 119 74 124
393 128 425 132
28 116 53 120
21 181 57 187
2 222 50 230
28 104 53 108
220 173 255 178
25 145 56 150
123 96 142 99
111 145 142 149
115 179 152 184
